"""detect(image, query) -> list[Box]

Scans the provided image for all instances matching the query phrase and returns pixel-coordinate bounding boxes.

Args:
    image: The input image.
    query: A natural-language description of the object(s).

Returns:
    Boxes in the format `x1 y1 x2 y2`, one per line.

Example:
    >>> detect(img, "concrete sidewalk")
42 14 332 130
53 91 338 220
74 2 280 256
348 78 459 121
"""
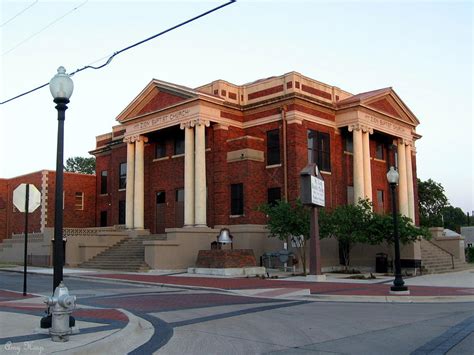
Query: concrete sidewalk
3 265 473 303
0 289 153 355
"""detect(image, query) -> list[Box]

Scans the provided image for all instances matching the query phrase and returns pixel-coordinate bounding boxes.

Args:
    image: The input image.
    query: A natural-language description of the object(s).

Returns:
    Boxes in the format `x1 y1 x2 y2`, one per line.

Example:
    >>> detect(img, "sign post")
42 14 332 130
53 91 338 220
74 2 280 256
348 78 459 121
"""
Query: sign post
13 183 41 296
300 164 325 276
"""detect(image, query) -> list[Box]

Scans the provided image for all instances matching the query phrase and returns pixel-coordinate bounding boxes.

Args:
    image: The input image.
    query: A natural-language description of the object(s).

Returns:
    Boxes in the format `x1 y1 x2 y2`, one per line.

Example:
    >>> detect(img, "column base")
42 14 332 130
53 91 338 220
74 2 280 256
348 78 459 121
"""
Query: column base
390 285 410 295
194 224 208 228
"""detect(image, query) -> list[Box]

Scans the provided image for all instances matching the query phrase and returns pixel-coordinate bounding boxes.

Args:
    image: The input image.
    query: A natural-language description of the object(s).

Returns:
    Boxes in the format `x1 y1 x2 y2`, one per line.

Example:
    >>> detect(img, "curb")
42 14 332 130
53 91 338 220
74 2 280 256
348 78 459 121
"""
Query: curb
68 309 153 355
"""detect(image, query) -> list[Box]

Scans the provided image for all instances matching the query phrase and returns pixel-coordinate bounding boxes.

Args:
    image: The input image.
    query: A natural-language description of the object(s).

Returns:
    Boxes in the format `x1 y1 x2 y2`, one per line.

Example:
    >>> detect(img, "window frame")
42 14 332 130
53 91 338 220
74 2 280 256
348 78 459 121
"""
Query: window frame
74 192 84 211
118 162 127 190
307 129 331 172
230 183 244 216
155 141 167 159
174 135 185 156
266 129 281 166
267 187 281 206
100 170 108 194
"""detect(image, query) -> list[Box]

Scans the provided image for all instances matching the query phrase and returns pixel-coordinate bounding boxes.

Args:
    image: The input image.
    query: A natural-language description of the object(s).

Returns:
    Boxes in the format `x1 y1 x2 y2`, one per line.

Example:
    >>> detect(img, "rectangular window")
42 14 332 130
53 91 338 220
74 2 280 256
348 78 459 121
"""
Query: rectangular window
307 130 331 171
377 190 384 213
375 142 384 160
231 183 244 215
118 200 126 225
266 129 280 165
347 186 354 205
100 211 108 227
155 141 166 159
119 163 127 190
267 187 281 206
74 192 84 210
100 170 108 194
174 134 185 155
156 191 166 204
345 135 353 153
175 188 184 202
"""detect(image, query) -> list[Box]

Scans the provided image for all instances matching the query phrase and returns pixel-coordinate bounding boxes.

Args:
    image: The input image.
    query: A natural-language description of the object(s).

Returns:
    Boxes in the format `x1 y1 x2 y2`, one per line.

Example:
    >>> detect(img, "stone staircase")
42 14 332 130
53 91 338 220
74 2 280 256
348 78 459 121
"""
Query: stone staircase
420 239 469 274
79 234 166 272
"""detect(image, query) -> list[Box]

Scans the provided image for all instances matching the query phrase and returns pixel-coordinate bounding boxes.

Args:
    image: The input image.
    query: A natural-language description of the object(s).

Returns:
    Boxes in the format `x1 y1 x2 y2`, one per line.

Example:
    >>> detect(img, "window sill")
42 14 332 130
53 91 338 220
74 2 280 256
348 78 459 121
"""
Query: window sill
229 214 244 218
321 171 331 175
153 156 170 162
172 153 185 159
266 164 282 169
118 188 126 192
99 193 108 197
374 158 386 163
343 151 353 155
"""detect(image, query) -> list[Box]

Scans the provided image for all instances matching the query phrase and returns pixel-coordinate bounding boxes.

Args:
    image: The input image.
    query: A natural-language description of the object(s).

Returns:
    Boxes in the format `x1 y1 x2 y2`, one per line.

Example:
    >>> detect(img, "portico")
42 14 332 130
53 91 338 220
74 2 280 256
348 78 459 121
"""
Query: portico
123 116 212 230
336 88 420 222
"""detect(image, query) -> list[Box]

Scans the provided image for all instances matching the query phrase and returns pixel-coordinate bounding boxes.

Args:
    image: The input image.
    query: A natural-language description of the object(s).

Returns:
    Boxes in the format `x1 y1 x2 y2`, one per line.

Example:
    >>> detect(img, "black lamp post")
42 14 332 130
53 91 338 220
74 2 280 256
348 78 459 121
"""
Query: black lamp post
49 66 74 291
386 166 408 293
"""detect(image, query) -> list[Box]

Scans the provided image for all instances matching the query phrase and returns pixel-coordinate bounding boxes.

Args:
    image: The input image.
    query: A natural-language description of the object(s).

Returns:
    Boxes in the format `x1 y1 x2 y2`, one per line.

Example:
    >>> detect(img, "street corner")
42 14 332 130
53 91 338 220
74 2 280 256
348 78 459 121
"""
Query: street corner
0 295 153 355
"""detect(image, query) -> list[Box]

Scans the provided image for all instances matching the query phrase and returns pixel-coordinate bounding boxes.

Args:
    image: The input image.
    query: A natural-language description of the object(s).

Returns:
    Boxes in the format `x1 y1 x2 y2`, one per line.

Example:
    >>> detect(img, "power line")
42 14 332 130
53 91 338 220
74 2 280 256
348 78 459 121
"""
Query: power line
0 0 236 106
0 0 39 28
2 0 89 56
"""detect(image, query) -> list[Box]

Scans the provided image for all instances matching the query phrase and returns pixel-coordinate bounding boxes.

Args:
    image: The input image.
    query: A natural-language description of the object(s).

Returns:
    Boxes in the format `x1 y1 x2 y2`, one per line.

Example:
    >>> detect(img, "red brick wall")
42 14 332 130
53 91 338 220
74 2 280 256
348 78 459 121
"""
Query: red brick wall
138 90 187 116
92 100 420 232
0 179 8 241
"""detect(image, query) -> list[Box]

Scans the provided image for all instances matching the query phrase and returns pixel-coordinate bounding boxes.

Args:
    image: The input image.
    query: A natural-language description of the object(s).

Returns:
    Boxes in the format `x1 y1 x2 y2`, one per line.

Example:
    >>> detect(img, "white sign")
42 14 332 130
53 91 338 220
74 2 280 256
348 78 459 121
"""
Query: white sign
311 175 325 207
13 184 41 213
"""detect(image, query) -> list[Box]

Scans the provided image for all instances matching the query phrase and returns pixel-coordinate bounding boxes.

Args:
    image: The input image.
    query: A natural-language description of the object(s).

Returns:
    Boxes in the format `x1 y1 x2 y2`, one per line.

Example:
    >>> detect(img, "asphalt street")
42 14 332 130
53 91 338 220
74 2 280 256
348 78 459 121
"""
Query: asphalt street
1 271 473 354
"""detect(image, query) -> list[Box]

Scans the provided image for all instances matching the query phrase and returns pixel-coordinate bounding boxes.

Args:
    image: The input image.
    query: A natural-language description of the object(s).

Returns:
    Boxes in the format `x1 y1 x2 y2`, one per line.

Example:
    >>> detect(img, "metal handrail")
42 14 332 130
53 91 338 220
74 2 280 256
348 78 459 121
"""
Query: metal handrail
425 239 455 269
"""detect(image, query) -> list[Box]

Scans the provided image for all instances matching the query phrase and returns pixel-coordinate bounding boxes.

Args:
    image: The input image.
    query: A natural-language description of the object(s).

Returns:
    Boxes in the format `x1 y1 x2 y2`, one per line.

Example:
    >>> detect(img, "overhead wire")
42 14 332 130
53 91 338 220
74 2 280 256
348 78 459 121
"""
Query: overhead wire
0 0 236 106
0 0 39 28
2 0 89 56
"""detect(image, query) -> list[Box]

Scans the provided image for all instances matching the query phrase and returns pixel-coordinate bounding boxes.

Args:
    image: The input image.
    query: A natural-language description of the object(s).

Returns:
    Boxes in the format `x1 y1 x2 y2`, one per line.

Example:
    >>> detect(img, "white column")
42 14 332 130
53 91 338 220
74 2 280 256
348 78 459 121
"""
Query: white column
405 142 415 222
194 119 209 227
351 125 364 204
362 129 373 202
133 135 148 229
181 122 195 226
125 139 135 229
397 140 409 217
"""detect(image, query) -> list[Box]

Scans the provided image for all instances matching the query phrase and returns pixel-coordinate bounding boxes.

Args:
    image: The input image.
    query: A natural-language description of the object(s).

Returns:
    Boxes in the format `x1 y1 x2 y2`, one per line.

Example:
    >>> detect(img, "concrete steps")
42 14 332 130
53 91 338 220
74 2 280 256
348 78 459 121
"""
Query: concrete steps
420 239 468 274
79 234 166 272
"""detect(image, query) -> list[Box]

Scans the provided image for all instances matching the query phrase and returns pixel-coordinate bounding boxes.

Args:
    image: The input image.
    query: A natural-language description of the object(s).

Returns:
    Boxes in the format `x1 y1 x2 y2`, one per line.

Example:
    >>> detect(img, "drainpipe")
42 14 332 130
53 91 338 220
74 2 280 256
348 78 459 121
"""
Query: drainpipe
281 105 288 202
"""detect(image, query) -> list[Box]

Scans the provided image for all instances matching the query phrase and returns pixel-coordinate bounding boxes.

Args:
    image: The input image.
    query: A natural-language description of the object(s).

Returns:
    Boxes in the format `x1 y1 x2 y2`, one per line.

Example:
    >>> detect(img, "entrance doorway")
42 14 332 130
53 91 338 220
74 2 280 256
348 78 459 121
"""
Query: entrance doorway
175 188 184 227
156 191 166 233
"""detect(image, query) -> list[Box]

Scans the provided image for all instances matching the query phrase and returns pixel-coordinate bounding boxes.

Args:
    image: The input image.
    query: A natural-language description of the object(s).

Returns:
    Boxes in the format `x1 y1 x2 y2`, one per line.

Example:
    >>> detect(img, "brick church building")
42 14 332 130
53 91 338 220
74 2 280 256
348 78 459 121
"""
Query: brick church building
90 71 421 270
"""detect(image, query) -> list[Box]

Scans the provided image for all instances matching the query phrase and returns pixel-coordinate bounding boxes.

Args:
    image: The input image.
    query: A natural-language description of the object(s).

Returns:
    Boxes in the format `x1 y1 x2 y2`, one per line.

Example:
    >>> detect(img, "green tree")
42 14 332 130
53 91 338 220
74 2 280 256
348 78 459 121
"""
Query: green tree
64 156 96 175
370 213 430 246
417 178 449 227
258 200 310 274
319 199 377 272
442 206 467 231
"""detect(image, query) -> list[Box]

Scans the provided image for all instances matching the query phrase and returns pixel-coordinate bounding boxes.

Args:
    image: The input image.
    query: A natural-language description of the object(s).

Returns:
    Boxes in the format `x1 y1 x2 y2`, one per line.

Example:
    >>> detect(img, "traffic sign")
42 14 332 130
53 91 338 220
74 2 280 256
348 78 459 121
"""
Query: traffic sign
13 184 41 213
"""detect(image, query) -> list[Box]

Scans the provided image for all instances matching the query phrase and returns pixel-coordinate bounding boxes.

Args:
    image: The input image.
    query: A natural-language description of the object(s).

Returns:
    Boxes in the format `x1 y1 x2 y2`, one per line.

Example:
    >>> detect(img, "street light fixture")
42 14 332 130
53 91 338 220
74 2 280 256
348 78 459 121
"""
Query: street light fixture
50 66 73 291
386 166 409 294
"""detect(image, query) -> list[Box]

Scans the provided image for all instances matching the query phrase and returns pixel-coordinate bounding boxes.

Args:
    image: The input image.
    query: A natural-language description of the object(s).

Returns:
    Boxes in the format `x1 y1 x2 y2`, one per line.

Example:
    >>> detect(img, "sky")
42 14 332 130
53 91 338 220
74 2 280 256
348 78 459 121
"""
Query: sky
0 0 472 213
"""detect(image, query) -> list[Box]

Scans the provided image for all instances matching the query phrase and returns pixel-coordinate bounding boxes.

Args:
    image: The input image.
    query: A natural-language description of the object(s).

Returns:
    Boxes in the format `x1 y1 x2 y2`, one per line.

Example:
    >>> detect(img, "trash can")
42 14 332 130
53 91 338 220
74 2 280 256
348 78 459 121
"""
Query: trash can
375 253 388 273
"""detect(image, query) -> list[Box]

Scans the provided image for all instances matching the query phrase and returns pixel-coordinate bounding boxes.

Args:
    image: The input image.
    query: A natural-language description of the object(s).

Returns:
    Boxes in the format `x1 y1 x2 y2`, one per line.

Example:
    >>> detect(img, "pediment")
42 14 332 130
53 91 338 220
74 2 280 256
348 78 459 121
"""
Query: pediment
367 97 401 119
337 88 419 127
116 79 198 123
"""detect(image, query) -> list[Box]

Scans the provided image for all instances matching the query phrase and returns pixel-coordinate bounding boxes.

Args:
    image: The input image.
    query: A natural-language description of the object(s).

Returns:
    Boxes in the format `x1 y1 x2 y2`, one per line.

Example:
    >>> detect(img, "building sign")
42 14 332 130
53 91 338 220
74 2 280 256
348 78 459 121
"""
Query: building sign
364 114 409 137
311 175 325 207
126 107 198 135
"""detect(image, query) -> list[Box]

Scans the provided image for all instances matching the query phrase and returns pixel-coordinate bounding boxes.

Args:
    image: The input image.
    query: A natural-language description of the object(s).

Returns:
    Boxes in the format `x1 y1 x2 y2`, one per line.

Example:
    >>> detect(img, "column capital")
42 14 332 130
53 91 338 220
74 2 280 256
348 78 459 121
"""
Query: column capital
180 118 210 129
124 135 148 143
348 123 373 134
397 138 412 146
